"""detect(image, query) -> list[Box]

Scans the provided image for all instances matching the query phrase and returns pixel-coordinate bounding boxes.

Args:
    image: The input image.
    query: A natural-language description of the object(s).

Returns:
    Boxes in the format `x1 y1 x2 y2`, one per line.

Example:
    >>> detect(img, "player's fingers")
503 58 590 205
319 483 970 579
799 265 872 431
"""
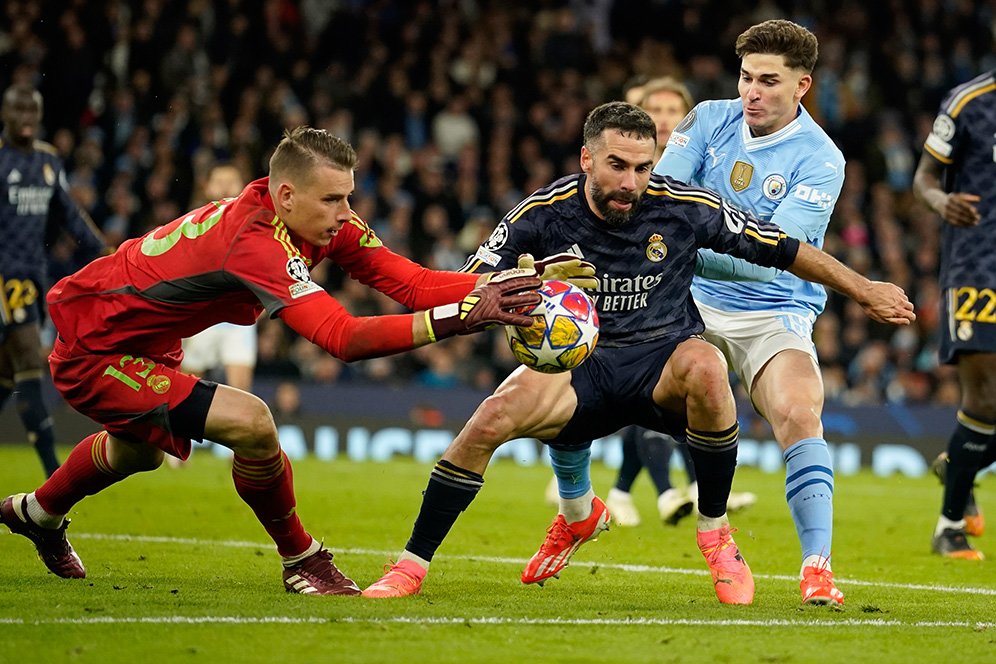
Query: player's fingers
499 310 539 328
500 292 542 310
517 253 536 271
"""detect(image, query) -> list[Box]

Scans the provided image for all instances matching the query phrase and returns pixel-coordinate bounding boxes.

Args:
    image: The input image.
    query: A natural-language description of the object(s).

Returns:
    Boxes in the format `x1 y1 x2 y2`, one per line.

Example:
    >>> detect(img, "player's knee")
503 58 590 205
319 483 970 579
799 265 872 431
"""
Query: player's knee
770 401 823 441
675 346 729 400
242 398 279 453
462 395 515 448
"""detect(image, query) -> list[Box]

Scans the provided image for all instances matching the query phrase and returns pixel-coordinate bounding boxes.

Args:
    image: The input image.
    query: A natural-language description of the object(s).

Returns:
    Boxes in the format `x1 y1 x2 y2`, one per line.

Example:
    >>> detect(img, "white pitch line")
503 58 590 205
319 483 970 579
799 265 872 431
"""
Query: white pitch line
0 615 993 629
54 531 996 597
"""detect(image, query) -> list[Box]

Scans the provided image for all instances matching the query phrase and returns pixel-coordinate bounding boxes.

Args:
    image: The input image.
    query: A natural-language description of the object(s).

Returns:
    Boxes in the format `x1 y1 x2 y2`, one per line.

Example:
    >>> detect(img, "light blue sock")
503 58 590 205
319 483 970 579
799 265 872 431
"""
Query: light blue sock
549 447 592 499
784 438 834 562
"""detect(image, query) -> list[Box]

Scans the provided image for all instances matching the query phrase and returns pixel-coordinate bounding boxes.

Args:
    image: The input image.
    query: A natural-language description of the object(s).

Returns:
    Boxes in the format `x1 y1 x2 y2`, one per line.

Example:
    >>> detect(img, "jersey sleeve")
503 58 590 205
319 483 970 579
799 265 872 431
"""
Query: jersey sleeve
328 213 478 308
49 164 107 258
693 196 800 270
654 102 712 182
768 156 845 243
459 215 537 274
922 94 964 168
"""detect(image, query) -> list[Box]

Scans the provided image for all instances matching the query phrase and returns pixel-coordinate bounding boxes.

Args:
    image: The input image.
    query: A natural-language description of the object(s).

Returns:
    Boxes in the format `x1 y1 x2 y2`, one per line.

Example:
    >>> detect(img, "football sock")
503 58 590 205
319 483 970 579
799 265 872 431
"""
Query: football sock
942 410 994 521
232 451 312 557
784 438 834 561
14 376 59 477
636 432 675 495
679 442 698 483
25 491 64 528
549 447 592 499
405 459 484 562
35 432 126 516
981 437 996 468
613 432 641 492
934 514 966 537
684 424 738 519
560 488 595 523
281 539 321 566
0 376 13 410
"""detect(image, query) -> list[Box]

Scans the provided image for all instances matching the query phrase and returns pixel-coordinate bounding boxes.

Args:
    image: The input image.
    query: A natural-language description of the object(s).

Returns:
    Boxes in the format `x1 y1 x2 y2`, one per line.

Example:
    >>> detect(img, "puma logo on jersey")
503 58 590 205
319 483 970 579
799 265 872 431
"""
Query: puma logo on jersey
708 147 726 167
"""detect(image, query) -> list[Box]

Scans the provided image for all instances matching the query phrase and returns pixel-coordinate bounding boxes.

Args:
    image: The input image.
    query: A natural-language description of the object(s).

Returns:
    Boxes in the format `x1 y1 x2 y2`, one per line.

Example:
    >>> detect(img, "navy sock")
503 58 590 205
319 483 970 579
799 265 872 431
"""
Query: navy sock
943 410 994 521
636 431 675 495
679 443 697 484
15 377 59 477
684 424 739 518
405 460 484 562
614 428 642 492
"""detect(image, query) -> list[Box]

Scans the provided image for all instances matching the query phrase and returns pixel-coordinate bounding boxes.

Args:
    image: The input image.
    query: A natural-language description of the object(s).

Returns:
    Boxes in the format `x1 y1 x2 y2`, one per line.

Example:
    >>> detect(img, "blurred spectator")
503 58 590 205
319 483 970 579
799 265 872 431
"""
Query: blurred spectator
3 0 992 405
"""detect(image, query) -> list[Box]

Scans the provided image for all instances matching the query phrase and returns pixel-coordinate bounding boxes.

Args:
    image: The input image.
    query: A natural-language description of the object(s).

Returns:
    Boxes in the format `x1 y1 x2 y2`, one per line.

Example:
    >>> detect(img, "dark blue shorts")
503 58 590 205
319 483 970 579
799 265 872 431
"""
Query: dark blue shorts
939 285 996 364
546 336 689 450
0 272 44 341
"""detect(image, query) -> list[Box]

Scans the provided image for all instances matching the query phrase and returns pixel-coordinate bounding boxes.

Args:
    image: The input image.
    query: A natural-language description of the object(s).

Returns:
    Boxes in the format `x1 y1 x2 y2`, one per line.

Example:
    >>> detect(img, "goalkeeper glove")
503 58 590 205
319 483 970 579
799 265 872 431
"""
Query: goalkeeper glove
425 267 541 341
517 253 597 289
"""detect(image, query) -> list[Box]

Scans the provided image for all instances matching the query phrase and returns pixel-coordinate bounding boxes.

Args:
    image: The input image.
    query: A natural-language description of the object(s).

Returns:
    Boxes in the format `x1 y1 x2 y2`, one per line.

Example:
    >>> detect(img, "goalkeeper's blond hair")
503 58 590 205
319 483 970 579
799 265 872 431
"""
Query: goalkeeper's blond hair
269 126 358 185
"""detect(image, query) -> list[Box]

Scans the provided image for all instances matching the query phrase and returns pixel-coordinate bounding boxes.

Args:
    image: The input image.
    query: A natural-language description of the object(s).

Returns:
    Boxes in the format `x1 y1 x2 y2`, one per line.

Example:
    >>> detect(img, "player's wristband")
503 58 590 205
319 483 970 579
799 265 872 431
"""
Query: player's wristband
425 303 463 343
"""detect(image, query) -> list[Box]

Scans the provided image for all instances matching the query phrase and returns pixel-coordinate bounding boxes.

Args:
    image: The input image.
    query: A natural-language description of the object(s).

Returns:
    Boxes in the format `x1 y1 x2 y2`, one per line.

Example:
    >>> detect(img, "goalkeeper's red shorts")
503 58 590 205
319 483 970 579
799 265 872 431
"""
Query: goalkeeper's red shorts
49 337 201 459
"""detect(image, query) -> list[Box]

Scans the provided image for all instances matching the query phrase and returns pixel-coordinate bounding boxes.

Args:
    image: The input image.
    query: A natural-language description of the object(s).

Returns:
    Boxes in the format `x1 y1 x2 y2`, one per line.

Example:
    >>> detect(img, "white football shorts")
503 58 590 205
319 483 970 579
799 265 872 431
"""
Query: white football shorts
181 323 258 372
695 299 818 392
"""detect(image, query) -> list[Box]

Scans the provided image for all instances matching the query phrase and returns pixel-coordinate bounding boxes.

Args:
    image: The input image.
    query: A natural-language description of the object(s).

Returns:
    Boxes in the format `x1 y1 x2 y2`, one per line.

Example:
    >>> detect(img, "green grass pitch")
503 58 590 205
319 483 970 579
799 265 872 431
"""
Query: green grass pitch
0 444 993 663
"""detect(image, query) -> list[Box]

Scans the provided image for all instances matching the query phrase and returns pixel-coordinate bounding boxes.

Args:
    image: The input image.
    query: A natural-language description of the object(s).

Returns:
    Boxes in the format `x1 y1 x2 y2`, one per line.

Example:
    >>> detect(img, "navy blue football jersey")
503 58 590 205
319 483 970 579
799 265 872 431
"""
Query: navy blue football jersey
0 138 105 286
463 173 800 347
922 70 996 289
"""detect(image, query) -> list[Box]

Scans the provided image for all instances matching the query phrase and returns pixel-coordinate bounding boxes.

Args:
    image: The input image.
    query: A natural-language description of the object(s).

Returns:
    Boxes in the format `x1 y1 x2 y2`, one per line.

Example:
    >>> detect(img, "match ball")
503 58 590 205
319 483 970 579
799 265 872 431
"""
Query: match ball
505 280 599 374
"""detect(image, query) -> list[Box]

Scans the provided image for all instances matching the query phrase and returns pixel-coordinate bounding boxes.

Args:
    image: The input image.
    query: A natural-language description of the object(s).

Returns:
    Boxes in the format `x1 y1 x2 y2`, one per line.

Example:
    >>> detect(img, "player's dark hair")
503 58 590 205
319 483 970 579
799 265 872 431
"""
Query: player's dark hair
735 19 818 73
269 126 357 183
582 102 656 150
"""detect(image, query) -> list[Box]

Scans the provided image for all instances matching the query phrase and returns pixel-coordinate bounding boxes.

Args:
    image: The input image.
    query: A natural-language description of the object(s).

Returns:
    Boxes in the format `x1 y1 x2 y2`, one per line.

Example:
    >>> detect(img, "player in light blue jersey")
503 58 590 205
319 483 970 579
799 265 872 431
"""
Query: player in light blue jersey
656 19 846 606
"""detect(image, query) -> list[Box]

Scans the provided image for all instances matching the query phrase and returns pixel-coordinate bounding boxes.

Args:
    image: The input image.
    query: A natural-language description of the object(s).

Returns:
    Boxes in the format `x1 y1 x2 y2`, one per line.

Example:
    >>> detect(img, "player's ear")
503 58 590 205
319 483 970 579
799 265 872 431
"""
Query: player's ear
580 145 593 173
796 73 813 100
274 181 295 213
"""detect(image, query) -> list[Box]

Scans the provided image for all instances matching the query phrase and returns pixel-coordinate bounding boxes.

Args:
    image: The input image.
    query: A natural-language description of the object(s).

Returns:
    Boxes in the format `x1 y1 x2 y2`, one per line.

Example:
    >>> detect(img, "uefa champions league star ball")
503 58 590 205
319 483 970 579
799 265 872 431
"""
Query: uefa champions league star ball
505 280 599 374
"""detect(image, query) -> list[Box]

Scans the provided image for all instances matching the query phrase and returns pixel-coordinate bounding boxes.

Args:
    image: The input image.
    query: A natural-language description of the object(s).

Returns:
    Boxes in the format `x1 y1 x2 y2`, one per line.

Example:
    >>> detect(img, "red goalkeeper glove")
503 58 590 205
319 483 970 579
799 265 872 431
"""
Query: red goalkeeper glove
425 267 541 341
517 253 597 289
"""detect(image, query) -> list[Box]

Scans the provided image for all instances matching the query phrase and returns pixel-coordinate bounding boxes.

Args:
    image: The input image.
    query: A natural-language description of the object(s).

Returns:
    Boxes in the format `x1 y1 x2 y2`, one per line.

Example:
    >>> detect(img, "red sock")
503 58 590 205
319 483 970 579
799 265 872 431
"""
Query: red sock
232 451 312 557
35 432 127 515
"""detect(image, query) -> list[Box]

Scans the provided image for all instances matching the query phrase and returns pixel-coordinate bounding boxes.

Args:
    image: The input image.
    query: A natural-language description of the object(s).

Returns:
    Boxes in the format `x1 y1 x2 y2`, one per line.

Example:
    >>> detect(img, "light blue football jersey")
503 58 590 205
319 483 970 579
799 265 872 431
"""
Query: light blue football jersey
655 98 845 317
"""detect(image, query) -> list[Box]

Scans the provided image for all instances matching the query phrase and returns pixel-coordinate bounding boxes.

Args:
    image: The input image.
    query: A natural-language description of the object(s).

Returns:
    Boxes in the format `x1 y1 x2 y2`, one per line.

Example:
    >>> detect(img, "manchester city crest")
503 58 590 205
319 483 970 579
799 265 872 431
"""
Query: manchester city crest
762 174 787 200
646 233 667 262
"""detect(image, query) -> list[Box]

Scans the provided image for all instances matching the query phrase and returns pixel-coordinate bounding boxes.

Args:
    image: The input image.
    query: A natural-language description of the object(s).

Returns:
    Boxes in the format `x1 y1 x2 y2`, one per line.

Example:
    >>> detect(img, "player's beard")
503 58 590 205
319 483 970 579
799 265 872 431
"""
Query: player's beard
589 177 642 228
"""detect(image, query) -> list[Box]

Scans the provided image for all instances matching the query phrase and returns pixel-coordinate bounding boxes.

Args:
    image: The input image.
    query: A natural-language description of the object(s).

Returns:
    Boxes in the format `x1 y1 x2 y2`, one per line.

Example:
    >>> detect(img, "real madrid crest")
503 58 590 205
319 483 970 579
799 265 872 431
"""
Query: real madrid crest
43 163 56 186
957 320 974 341
646 233 667 262
730 160 753 192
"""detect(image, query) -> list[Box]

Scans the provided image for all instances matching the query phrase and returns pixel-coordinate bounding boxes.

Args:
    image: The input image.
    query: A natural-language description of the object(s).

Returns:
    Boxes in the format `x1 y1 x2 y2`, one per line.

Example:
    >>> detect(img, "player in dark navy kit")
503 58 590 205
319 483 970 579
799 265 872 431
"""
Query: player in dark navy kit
914 69 996 560
364 102 914 603
0 84 106 478
0 126 542 595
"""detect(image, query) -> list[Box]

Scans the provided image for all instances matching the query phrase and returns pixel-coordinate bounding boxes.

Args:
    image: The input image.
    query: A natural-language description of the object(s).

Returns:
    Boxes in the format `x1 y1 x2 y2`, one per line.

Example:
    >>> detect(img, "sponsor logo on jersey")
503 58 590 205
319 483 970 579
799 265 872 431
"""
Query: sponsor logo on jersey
483 222 509 250
762 174 787 200
793 184 835 210
730 161 753 192
474 246 501 267
288 281 323 299
645 233 668 262
932 114 956 142
674 109 696 133
147 375 171 394
667 131 690 148
286 256 311 282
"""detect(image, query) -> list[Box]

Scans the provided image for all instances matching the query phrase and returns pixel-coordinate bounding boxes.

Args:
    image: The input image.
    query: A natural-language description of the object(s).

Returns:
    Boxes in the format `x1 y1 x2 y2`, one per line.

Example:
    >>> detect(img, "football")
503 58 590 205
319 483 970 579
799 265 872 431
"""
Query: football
505 280 599 374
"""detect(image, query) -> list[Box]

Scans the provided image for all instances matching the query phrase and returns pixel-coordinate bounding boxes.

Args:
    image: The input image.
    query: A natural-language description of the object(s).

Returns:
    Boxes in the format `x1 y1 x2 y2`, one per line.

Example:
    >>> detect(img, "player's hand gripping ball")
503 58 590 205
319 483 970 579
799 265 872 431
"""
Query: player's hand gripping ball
505 280 599 373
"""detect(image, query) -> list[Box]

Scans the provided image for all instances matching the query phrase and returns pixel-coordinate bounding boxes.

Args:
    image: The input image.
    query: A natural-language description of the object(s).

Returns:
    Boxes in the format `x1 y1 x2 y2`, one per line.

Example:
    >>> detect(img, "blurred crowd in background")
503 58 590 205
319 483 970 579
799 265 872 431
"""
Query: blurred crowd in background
3 0 995 406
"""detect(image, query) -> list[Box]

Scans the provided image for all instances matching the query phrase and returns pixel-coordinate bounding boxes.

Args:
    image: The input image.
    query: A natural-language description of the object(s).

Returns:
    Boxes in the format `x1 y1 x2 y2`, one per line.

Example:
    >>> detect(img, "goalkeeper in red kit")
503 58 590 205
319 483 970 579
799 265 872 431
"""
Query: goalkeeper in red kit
0 127 553 595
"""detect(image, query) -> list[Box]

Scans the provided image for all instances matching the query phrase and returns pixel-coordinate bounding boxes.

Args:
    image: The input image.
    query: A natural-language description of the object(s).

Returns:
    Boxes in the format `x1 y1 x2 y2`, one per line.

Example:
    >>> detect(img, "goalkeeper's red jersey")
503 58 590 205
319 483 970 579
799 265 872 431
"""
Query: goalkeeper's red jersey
48 178 476 360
